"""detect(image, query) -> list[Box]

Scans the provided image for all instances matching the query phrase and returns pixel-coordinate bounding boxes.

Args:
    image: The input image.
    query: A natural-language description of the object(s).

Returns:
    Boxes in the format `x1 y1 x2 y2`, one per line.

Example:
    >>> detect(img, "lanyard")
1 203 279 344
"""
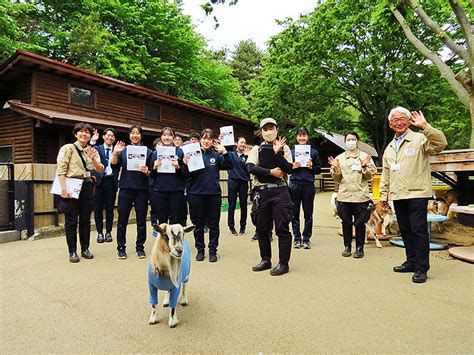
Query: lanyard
74 144 89 172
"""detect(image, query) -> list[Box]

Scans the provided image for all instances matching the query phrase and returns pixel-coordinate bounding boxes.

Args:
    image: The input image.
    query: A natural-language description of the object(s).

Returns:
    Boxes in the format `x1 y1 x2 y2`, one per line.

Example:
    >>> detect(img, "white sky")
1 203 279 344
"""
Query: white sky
181 0 317 52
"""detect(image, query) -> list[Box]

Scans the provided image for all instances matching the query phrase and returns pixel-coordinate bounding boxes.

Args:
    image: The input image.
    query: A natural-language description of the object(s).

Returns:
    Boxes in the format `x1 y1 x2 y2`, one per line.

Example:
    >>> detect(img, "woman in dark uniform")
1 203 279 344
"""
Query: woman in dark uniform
149 127 186 226
56 122 104 263
111 125 153 260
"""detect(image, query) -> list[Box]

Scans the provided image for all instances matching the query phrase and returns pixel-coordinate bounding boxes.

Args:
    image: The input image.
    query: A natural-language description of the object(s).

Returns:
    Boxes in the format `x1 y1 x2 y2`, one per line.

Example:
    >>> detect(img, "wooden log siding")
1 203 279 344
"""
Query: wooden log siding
0 111 34 163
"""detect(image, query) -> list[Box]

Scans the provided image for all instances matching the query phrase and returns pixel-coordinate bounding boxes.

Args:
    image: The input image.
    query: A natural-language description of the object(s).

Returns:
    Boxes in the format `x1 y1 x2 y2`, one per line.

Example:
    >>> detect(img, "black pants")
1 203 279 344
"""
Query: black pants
60 181 94 254
337 201 370 250
150 190 186 226
189 194 221 253
227 178 248 230
393 198 430 272
93 177 116 235
116 189 148 253
255 186 293 265
290 183 315 243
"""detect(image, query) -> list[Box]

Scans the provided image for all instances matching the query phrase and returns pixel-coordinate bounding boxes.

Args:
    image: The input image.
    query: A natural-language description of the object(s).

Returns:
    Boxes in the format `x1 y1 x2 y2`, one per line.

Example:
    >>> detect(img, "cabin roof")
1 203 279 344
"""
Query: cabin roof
0 50 254 128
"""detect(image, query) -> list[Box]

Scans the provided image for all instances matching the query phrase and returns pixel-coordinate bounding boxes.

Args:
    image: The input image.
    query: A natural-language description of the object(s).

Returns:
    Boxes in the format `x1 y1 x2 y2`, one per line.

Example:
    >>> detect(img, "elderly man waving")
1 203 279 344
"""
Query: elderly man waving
380 107 447 284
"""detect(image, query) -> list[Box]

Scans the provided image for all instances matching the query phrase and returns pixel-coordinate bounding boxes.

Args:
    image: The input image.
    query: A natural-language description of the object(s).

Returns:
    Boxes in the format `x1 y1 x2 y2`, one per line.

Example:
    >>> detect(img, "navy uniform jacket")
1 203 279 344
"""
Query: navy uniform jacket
183 148 233 195
149 147 186 192
111 145 153 191
92 144 119 189
228 150 250 182
290 147 322 185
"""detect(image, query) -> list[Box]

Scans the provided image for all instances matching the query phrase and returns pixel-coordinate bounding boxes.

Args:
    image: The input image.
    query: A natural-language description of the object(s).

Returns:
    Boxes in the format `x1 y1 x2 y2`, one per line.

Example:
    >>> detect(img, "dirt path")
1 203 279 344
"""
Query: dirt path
1 192 473 353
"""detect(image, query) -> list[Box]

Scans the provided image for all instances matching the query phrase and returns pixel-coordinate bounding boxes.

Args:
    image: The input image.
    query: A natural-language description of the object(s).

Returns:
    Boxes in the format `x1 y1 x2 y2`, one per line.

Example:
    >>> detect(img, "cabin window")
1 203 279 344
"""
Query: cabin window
144 104 160 121
191 116 201 130
0 145 13 163
70 86 93 107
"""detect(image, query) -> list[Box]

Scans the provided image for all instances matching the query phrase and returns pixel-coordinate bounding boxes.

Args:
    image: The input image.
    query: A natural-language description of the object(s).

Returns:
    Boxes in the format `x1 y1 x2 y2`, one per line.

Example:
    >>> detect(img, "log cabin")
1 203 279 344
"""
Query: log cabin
0 50 256 233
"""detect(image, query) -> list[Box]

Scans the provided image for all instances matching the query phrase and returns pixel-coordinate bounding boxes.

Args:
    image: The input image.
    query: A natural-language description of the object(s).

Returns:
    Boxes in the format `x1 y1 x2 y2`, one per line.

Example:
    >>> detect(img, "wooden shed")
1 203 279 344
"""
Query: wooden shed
0 50 256 232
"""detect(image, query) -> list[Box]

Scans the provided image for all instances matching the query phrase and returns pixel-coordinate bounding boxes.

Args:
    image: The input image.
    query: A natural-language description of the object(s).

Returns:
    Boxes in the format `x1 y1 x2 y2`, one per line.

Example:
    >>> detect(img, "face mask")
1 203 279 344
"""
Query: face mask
262 131 278 142
345 141 357 151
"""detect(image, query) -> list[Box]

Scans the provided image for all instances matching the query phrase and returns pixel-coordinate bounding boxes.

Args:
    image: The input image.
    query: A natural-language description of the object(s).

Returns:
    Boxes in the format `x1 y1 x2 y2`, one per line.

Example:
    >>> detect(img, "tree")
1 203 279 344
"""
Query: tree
249 0 470 156
0 0 248 117
386 0 473 147
228 39 264 96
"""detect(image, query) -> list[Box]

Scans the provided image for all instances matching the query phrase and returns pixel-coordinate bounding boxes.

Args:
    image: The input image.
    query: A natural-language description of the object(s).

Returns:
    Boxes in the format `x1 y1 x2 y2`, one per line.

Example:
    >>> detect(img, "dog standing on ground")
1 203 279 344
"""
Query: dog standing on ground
365 201 399 248
148 223 195 328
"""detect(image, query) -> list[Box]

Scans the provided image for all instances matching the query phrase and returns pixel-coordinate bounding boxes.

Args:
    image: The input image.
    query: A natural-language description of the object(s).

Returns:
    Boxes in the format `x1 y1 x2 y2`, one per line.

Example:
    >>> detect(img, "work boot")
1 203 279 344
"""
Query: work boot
353 247 364 258
342 246 351 257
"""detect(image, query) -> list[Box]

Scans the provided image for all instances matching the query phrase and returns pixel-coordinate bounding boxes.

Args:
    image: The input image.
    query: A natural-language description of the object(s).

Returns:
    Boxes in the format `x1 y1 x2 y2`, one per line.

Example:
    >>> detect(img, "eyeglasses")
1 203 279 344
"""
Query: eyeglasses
390 117 409 124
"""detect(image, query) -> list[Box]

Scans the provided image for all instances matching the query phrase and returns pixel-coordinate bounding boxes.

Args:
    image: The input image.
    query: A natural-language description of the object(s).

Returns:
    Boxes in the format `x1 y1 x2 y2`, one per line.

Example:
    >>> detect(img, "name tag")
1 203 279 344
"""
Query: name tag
405 148 415 156
391 163 400 171
83 171 91 178
352 161 361 171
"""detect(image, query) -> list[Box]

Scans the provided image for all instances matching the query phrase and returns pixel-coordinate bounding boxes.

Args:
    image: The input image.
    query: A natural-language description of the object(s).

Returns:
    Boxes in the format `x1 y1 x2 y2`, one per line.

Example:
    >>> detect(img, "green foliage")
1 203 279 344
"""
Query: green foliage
0 0 248 117
228 39 264 96
249 0 470 155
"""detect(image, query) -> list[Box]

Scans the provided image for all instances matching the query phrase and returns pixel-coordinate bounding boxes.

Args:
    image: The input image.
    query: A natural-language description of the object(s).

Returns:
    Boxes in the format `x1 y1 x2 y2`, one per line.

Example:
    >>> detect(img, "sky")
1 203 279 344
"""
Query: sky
181 0 317 52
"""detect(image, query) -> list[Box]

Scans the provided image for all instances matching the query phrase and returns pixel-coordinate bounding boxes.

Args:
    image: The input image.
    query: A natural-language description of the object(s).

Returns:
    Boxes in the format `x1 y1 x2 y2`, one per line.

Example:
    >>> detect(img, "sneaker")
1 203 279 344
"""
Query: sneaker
209 253 218 262
104 232 113 243
228 227 238 236
97 233 104 243
239 228 246 235
303 241 311 249
251 234 258 242
117 251 127 260
81 249 94 259
293 241 302 249
196 251 205 261
136 250 146 259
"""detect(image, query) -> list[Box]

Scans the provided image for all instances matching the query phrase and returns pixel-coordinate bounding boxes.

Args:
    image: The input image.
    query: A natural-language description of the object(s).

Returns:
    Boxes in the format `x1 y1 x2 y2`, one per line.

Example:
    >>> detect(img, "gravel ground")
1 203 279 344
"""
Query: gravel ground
1 192 473 353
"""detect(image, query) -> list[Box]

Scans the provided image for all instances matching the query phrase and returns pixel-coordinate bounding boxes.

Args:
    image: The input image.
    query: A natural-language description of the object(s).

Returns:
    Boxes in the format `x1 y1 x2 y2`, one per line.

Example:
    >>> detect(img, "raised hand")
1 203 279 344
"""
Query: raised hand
360 155 372 168
212 141 226 154
328 156 340 172
114 141 126 154
273 136 286 154
410 111 427 130
91 129 99 143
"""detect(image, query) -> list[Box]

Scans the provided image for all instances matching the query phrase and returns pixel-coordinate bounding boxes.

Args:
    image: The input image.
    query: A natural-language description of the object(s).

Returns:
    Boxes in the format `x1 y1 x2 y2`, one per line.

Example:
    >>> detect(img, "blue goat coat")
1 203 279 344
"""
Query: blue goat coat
147 239 190 308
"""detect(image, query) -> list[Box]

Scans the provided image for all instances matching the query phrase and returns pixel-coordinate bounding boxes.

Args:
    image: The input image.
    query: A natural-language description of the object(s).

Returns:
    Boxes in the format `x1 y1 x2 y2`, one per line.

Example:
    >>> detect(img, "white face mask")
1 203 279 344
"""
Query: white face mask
262 131 278 142
345 141 357 151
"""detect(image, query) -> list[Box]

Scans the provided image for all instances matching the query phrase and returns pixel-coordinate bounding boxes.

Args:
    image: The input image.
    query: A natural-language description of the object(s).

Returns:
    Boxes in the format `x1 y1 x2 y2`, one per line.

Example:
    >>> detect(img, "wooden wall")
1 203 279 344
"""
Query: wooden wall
0 111 34 163
34 71 255 142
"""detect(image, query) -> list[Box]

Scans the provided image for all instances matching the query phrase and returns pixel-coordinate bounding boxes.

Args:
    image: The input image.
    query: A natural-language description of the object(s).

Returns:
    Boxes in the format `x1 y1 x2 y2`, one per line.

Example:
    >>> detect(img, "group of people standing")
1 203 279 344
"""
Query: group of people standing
56 106 446 283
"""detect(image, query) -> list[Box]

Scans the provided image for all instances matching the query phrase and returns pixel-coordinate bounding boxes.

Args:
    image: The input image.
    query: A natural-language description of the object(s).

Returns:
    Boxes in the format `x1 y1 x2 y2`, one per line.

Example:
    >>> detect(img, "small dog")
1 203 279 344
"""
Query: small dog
330 193 340 220
427 190 457 233
365 201 399 248
148 223 195 328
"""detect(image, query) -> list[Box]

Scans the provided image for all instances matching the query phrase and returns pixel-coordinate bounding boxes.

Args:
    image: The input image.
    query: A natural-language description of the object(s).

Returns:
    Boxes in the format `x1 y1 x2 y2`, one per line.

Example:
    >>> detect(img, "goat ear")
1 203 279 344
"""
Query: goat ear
183 225 195 234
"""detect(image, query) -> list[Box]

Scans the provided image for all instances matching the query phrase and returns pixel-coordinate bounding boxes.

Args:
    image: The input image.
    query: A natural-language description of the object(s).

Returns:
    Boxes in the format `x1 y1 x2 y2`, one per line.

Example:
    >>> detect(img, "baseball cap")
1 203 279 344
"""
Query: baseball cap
260 117 278 129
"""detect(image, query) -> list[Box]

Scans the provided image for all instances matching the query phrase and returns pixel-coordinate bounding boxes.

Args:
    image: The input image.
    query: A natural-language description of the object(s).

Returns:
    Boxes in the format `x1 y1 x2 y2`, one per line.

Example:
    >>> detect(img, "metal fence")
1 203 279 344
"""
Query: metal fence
0 163 14 231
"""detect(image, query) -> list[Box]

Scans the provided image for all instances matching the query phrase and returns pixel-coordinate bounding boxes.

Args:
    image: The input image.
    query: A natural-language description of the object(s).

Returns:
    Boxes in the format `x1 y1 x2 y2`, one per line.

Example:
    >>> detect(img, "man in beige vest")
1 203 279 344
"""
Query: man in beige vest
380 107 447 283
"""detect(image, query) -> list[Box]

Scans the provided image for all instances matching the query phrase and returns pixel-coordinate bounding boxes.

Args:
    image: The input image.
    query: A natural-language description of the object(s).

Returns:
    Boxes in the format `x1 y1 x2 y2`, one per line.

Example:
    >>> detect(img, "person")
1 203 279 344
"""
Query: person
56 122 104 263
111 125 153 260
380 107 447 283
227 137 251 236
92 128 119 244
150 127 186 226
289 127 321 249
182 128 233 262
246 118 293 276
183 131 201 226
149 137 162 230
329 132 377 258
173 135 183 147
